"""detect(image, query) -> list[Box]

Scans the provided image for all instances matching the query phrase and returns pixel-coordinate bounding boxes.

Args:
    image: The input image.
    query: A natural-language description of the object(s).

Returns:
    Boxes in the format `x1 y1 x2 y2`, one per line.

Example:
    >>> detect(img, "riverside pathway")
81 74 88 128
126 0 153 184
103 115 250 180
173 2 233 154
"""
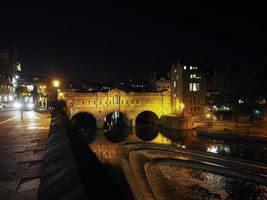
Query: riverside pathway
0 111 50 200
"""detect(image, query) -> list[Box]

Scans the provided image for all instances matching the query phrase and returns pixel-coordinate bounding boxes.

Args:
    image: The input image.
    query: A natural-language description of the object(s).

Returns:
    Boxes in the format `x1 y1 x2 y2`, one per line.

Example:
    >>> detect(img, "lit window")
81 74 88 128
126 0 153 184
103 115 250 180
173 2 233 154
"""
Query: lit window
190 66 193 70
238 99 244 104
174 69 177 73
174 81 176 88
184 66 187 70
115 96 118 104
190 74 197 79
176 75 178 80
174 93 176 97
189 83 200 91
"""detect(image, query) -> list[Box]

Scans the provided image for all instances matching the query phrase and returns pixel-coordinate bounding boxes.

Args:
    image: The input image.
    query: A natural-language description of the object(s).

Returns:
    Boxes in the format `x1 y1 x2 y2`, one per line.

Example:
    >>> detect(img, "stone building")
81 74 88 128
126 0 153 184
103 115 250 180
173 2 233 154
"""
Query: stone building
171 61 207 119
0 51 21 102
149 61 207 119
149 72 171 92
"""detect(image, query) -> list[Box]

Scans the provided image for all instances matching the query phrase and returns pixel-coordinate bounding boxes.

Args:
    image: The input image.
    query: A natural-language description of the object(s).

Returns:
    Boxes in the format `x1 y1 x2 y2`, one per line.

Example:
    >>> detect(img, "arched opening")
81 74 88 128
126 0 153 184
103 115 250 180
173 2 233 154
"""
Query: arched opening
103 111 130 143
71 112 97 143
136 111 159 126
104 111 129 131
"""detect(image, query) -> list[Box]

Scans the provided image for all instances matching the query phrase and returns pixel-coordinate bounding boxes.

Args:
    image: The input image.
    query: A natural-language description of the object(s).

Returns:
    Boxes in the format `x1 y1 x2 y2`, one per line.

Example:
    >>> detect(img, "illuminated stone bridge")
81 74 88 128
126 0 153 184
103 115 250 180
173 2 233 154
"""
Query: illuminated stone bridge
65 89 172 128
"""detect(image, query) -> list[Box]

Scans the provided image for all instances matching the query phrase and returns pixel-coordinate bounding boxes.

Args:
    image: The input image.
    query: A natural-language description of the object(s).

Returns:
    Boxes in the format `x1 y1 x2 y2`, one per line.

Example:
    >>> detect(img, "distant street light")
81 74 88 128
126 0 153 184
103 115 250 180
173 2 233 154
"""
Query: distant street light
52 80 60 99
52 80 60 88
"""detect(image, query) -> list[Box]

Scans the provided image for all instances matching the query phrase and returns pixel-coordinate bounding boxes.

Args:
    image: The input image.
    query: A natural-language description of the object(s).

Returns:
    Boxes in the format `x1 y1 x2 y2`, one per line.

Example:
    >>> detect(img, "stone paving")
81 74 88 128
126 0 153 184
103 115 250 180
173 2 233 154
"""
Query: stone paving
0 111 50 200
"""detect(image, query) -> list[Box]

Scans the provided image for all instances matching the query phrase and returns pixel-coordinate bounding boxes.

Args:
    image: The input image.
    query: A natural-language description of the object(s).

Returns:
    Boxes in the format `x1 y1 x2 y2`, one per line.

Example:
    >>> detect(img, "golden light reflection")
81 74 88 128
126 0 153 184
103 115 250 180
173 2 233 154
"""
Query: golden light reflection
149 133 171 145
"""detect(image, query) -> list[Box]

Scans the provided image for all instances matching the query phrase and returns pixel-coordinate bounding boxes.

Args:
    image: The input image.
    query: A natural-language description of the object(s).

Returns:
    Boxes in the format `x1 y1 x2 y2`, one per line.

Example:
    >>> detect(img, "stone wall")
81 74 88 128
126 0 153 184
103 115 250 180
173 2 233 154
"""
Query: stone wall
38 109 126 200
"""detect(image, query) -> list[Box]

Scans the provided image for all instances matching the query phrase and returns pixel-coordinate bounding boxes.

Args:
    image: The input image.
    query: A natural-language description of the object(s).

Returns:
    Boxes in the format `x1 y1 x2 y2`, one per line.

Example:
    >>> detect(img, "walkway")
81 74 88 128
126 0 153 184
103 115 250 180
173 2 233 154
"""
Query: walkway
0 111 50 200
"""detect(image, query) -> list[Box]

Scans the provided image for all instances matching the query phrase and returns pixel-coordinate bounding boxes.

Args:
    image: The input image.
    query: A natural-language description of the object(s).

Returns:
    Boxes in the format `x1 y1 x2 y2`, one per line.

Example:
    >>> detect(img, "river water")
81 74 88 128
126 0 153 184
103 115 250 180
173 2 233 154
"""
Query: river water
81 125 267 199
85 125 267 164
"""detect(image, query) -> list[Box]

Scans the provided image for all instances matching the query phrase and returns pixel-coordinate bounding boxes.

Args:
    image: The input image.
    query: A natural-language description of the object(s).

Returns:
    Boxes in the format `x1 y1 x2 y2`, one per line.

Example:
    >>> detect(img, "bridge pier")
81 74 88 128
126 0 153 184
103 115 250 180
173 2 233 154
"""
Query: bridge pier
97 118 104 129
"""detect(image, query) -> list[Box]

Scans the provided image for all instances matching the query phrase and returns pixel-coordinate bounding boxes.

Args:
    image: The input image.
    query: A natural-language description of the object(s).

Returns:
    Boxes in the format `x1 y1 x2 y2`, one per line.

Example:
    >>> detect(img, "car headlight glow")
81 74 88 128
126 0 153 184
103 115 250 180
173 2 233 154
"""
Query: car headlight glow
27 103 34 109
13 102 22 109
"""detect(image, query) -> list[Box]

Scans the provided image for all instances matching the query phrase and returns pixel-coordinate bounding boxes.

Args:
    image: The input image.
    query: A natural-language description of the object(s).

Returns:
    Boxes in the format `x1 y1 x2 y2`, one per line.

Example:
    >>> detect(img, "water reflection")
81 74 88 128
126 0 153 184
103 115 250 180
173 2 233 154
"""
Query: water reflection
135 124 159 141
149 133 172 145
79 129 97 144
86 125 267 199
151 163 267 199
206 144 231 154
85 125 267 164
104 125 130 143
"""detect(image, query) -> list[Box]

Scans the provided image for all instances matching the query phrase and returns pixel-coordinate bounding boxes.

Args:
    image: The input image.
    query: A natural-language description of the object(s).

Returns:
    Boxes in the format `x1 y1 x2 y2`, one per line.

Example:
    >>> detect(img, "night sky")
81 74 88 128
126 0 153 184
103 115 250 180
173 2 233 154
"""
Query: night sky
0 1 266 82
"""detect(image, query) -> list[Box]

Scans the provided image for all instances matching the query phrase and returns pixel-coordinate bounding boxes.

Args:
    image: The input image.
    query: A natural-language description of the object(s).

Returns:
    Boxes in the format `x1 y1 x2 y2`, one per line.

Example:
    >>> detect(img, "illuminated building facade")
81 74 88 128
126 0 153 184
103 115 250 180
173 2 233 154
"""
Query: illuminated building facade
149 61 207 119
171 61 207 119
0 73 13 101
19 76 56 109
0 51 21 102
149 72 171 92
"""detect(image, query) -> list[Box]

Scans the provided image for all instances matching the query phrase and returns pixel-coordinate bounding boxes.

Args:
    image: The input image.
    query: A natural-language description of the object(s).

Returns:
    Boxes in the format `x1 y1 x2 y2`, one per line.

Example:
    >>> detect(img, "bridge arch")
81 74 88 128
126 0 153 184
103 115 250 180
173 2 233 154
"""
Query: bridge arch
71 112 97 134
103 111 129 130
135 111 159 126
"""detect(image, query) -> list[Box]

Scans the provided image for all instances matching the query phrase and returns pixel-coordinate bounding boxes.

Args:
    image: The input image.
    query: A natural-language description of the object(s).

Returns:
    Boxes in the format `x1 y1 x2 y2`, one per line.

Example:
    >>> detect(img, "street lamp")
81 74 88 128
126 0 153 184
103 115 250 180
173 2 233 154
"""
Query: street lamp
52 80 60 88
52 80 60 99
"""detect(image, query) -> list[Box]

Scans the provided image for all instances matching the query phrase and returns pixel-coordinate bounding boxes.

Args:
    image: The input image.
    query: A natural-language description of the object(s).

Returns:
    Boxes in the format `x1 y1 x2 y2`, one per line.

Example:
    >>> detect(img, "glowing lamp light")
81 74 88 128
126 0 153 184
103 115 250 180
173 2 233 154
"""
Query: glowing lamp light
13 102 22 109
27 103 34 109
254 109 261 115
207 145 218 154
52 80 60 88
206 113 211 118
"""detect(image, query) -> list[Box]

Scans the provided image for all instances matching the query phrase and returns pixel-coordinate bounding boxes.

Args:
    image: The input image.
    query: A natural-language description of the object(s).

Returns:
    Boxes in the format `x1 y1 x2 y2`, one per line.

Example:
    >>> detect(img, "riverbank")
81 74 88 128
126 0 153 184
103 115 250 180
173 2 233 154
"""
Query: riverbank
197 126 267 143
